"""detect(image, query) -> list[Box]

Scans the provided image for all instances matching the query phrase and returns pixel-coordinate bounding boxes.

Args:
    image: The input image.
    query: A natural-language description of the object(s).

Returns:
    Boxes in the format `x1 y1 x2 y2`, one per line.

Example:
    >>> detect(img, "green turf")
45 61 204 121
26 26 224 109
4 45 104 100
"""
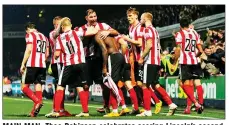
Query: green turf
3 97 225 120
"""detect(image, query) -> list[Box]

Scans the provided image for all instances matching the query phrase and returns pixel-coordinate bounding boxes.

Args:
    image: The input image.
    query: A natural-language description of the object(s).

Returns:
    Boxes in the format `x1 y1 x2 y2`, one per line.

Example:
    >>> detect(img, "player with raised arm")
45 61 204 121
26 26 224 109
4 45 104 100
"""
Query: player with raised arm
20 22 49 117
47 17 98 118
45 16 71 117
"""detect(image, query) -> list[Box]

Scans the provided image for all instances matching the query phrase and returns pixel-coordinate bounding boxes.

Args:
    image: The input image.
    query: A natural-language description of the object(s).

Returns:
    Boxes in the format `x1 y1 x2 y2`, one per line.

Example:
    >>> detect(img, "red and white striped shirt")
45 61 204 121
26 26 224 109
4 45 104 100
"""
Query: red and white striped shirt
56 30 86 66
77 22 111 32
49 30 64 64
76 22 112 57
175 28 201 65
128 22 145 61
114 34 130 63
144 26 161 65
25 31 49 68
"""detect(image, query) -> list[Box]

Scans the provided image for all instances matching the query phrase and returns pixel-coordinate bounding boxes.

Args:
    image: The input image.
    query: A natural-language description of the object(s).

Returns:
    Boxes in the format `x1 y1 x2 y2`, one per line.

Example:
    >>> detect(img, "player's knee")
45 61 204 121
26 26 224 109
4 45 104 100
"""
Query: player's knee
141 83 148 89
137 81 143 87
56 85 65 91
125 80 133 90
194 79 201 86
183 80 190 85
21 83 28 90
35 84 42 91
155 84 161 89
76 87 84 93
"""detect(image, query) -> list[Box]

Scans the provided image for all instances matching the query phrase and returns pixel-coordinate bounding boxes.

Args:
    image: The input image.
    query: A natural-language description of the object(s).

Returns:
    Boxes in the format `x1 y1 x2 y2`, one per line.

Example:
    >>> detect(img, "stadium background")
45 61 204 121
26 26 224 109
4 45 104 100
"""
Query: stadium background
2 5 225 119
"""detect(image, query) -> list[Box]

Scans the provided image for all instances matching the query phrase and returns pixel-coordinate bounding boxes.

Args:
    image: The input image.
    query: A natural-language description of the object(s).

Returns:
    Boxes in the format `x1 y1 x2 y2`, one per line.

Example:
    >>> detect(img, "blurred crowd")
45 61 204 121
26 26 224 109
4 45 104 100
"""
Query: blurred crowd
107 5 215 33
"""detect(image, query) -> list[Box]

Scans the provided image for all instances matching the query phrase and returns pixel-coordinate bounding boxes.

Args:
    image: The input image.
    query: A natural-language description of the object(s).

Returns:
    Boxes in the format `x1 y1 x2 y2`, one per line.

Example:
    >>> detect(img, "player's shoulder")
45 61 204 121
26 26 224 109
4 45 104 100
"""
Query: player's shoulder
49 30 55 35
37 31 46 37
99 22 106 25
175 31 182 38
25 33 30 38
190 28 198 34
79 24 87 30
100 22 110 27
144 27 150 33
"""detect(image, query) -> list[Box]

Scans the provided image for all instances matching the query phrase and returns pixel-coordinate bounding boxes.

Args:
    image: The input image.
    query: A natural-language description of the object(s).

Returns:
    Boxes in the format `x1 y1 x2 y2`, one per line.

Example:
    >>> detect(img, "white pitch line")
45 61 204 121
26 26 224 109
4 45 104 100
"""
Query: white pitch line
4 97 220 119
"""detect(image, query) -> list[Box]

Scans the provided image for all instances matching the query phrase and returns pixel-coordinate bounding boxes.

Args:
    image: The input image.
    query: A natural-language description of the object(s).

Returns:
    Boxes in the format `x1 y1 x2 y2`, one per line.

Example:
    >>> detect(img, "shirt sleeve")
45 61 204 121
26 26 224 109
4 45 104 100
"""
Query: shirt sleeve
175 32 182 44
102 23 112 30
144 28 153 41
136 27 145 38
76 30 84 37
25 33 33 44
194 31 201 45
55 36 62 51
45 37 50 48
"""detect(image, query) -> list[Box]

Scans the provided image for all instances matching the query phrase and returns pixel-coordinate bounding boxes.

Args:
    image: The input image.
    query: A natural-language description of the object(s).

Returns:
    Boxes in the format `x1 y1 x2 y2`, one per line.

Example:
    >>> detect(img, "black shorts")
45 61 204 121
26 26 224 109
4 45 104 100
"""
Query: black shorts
179 64 203 81
58 63 88 87
122 63 131 82
22 67 46 85
143 64 160 86
134 61 143 82
51 63 63 84
108 53 125 83
86 56 103 85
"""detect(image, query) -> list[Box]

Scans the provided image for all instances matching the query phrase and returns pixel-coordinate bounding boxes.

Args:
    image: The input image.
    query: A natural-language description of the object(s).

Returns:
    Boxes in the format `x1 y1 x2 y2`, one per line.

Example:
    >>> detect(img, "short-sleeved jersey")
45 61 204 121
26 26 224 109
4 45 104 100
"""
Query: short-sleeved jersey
128 22 145 61
143 26 161 65
175 28 201 64
56 30 85 66
76 22 112 57
25 31 49 68
49 30 64 64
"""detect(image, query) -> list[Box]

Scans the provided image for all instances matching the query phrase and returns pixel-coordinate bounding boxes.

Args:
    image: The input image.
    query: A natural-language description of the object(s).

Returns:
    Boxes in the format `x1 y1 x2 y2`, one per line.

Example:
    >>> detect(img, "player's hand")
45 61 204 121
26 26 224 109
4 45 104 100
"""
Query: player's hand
207 30 213 36
138 58 144 65
100 31 110 40
102 68 108 77
122 35 130 41
221 57 225 62
200 53 207 60
20 65 26 74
